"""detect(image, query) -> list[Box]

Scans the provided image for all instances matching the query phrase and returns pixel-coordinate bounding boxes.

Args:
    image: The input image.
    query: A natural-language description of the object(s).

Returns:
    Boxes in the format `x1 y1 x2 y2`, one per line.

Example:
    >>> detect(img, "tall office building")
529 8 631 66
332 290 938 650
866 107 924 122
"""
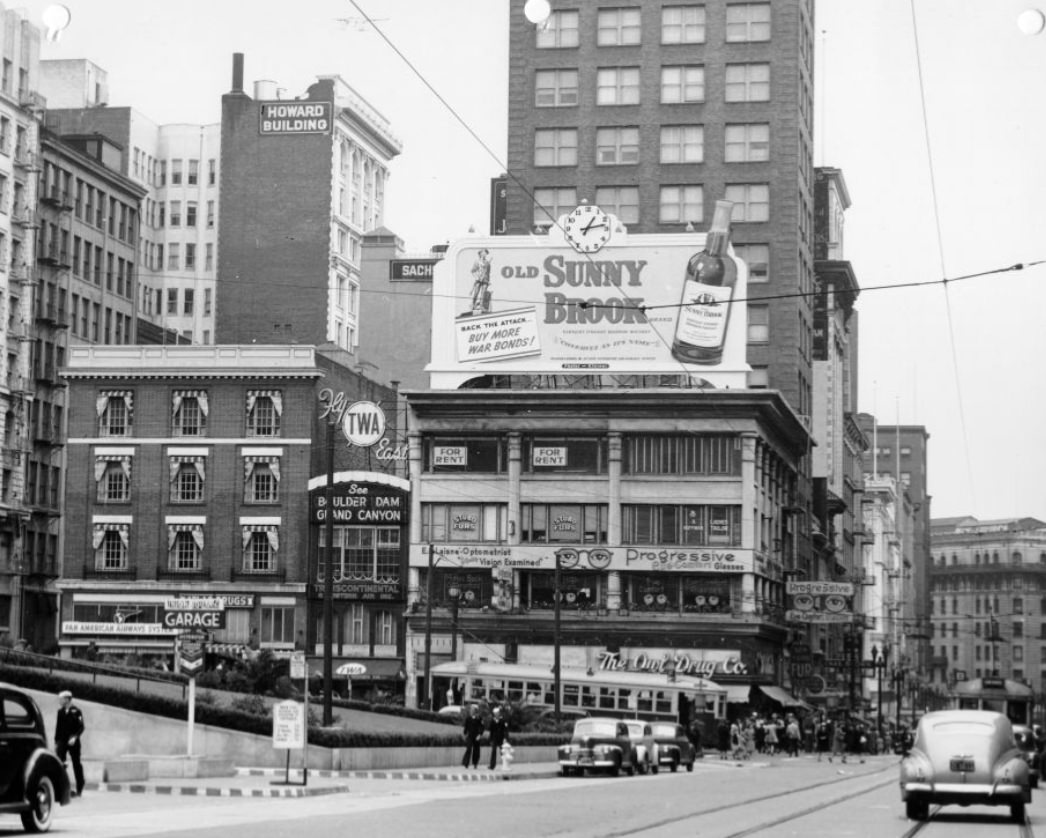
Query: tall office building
41 60 222 345
215 55 401 350
503 0 816 413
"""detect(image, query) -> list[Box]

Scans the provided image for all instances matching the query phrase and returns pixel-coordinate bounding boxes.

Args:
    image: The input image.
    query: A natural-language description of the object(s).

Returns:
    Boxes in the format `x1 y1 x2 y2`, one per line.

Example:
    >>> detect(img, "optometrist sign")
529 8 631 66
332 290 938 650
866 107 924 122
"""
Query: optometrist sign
427 216 750 389
785 581 854 623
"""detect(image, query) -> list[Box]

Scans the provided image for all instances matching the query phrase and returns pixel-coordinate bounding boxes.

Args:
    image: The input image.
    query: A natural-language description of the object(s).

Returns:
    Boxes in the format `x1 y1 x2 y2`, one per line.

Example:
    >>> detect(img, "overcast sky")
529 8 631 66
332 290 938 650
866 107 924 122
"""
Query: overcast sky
22 0 1046 521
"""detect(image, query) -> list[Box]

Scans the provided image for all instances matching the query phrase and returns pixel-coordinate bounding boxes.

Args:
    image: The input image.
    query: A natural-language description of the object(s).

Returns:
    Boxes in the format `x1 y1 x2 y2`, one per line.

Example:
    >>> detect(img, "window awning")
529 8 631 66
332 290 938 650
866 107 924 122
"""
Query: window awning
725 684 752 703
758 685 808 708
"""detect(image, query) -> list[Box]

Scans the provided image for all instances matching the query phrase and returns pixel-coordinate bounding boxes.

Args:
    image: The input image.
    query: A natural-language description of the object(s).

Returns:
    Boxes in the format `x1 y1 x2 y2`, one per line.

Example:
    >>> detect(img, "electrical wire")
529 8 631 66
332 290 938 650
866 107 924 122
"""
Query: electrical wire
908 0 978 513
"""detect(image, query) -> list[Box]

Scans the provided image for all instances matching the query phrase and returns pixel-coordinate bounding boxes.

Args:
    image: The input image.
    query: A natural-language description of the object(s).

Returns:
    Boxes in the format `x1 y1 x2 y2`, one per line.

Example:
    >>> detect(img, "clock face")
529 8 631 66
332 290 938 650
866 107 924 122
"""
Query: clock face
563 205 611 253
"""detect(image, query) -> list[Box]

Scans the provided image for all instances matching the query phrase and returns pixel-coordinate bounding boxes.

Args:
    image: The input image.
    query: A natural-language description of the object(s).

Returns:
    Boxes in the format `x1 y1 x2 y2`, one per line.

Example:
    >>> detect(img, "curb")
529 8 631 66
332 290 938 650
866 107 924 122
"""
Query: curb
239 766 560 783
84 782 351 798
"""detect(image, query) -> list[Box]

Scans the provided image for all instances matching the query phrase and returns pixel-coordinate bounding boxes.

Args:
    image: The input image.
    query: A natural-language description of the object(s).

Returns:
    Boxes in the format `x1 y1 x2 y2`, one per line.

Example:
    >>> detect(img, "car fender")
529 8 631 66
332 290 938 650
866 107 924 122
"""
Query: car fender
24 748 72 805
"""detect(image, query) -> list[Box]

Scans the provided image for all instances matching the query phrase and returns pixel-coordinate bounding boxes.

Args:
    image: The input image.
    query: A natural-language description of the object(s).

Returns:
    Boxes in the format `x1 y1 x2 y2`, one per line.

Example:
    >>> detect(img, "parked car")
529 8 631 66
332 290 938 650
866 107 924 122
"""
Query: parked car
1012 724 1040 788
650 722 698 772
900 710 1031 822
623 720 658 774
558 717 639 777
0 686 72 833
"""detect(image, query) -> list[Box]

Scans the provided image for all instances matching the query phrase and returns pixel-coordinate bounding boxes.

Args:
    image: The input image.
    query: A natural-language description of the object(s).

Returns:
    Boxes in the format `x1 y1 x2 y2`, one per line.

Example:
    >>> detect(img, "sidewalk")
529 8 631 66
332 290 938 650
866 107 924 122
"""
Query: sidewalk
80 753 897 798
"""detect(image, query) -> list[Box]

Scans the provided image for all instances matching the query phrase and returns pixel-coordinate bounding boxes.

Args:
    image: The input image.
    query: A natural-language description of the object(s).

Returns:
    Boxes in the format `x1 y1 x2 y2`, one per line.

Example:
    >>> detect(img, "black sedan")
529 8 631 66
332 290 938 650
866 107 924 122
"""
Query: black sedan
0 686 72 832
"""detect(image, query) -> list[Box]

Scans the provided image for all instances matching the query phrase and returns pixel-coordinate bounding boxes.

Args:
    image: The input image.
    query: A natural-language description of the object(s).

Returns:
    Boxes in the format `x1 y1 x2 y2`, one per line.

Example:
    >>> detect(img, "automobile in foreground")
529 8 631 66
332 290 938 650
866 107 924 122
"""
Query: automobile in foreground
558 717 638 776
0 686 72 833
650 722 698 772
899 709 1030 822
623 720 658 774
1012 724 1040 788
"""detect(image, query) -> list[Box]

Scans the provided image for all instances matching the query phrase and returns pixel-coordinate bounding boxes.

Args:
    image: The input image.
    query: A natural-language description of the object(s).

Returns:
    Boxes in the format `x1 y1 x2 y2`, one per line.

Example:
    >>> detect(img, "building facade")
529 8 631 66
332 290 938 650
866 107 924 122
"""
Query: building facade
216 56 401 352
929 516 1046 693
402 388 810 710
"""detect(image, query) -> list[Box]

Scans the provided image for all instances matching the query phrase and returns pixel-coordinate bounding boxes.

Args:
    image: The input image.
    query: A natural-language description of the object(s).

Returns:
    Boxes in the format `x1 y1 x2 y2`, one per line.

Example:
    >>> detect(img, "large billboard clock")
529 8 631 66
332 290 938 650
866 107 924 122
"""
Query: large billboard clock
563 204 611 253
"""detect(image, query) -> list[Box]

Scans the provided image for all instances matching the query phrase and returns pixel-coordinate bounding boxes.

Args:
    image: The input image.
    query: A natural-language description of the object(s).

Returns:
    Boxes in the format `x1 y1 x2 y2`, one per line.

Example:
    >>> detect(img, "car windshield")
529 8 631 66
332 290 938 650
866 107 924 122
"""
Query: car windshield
625 723 644 735
575 720 618 737
651 724 679 737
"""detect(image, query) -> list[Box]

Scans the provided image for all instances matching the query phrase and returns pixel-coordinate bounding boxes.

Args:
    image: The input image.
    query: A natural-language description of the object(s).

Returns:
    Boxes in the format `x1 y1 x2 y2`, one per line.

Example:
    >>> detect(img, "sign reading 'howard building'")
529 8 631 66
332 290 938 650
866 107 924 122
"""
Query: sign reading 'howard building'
259 101 333 135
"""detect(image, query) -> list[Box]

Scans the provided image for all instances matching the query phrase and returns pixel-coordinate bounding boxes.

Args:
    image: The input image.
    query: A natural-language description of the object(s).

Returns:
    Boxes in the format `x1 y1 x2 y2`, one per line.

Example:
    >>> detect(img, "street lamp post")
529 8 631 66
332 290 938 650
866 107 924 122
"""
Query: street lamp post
892 667 906 729
871 645 888 744
322 408 336 726
422 543 435 710
448 585 461 661
553 549 565 726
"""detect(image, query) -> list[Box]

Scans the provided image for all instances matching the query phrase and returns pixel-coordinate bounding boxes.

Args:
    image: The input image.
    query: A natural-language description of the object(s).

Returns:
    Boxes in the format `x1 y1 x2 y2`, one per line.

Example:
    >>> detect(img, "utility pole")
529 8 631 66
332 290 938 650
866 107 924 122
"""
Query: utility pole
422 543 434 709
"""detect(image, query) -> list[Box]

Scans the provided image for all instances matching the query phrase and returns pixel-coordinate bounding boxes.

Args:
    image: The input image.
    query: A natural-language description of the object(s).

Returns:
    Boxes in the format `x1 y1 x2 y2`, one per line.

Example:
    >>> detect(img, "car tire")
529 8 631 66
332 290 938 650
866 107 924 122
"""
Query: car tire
686 760 694 772
625 751 635 776
20 774 55 833
905 799 928 821
670 756 679 773
1011 801 1026 823
651 761 659 775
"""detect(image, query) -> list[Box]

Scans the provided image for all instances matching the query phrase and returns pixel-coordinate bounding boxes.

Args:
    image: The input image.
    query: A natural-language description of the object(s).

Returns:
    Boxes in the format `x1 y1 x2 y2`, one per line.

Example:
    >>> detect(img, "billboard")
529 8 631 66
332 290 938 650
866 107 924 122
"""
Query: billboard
427 213 749 388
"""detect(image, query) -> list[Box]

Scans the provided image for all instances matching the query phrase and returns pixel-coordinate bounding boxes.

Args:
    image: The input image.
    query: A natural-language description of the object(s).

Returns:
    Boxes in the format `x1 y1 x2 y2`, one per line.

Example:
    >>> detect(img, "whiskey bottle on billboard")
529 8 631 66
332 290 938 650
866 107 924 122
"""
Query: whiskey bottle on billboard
671 200 737 365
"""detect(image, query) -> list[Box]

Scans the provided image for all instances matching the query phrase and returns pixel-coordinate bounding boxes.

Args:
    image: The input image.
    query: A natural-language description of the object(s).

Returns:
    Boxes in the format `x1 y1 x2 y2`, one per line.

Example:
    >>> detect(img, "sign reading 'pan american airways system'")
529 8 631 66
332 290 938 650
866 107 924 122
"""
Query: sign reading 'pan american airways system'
427 211 750 389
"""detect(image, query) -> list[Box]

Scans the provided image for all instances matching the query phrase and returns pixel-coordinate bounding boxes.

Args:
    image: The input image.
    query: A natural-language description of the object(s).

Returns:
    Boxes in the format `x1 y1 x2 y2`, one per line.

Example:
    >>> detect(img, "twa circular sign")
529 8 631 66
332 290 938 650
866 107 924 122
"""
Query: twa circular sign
341 401 386 447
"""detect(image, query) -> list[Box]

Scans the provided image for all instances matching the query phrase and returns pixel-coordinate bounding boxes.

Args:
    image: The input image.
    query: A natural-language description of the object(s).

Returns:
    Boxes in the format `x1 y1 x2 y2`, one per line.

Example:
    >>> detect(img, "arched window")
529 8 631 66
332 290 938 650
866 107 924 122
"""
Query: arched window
1013 551 1023 564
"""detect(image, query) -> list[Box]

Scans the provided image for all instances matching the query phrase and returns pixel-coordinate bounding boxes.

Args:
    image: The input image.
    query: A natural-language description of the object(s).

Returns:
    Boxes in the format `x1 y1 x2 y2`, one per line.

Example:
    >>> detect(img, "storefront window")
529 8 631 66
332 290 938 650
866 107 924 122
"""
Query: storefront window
425 436 506 473
421 568 493 609
521 570 605 610
523 436 607 473
421 503 507 542
521 504 608 543
622 505 742 545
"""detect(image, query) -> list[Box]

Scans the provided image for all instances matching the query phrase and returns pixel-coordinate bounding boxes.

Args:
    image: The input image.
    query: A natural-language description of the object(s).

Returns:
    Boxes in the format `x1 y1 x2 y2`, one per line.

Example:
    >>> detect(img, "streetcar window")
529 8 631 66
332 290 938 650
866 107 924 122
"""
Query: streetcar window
563 684 580 707
507 680 524 702
580 685 596 708
599 687 616 710
618 689 633 711
655 690 672 715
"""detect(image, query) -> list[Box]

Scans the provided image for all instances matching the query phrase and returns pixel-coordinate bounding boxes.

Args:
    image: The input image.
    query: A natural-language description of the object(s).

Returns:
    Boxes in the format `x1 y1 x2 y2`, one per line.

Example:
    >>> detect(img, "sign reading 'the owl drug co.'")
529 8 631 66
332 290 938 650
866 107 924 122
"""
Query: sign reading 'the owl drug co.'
427 210 750 390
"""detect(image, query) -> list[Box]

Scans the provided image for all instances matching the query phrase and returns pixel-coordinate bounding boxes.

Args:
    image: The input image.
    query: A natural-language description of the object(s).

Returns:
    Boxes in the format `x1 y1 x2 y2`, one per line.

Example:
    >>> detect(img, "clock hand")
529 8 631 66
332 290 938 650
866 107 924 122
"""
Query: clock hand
583 218 607 233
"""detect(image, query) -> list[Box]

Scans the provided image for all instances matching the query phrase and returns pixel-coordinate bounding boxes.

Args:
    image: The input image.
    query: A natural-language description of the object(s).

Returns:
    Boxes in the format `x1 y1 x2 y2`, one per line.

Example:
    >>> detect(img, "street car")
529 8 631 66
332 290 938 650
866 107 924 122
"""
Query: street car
0 686 72 833
650 722 698 772
558 717 639 777
623 720 659 774
899 710 1031 822
1012 724 1040 788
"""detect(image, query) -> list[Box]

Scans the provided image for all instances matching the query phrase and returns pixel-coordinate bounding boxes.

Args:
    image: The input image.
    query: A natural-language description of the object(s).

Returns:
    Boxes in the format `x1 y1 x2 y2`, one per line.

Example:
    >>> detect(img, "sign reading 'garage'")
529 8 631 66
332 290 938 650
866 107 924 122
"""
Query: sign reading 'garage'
163 596 226 630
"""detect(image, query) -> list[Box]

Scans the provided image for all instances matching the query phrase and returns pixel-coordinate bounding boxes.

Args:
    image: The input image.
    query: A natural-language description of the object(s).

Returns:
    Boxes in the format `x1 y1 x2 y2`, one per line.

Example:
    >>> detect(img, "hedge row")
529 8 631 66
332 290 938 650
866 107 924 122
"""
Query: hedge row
0 664 568 748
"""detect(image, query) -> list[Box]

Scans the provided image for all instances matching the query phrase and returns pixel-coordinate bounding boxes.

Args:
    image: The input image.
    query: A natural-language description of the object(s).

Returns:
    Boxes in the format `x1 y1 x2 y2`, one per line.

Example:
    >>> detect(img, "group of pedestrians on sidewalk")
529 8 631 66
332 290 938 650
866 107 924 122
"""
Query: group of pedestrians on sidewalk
461 703 511 770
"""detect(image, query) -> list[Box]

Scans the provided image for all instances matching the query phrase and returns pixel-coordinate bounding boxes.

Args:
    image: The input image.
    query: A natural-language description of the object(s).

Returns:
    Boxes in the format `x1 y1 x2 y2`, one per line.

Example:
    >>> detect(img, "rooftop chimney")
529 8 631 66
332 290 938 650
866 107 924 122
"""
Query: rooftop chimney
232 53 244 93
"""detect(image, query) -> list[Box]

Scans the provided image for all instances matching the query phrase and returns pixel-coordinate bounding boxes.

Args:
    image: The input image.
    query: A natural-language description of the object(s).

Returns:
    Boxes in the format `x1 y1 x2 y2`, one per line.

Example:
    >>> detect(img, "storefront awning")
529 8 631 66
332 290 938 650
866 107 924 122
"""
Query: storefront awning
758 685 807 708
209 643 254 660
725 684 752 703
308 657 405 681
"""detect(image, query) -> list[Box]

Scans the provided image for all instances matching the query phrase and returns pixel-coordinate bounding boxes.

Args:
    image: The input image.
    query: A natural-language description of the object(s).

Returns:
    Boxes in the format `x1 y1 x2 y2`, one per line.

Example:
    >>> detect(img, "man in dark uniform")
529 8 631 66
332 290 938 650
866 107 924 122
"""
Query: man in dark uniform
461 704 485 770
55 690 85 796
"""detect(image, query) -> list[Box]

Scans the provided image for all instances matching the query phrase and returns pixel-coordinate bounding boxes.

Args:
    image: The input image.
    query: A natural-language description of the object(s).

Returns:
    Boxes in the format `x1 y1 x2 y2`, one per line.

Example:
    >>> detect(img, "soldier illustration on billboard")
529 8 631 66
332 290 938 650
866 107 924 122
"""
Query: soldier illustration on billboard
460 248 493 317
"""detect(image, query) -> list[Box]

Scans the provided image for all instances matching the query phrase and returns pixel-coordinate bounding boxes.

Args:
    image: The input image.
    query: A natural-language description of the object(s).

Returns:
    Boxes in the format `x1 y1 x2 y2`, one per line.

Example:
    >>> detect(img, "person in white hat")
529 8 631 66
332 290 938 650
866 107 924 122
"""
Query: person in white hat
55 690 85 796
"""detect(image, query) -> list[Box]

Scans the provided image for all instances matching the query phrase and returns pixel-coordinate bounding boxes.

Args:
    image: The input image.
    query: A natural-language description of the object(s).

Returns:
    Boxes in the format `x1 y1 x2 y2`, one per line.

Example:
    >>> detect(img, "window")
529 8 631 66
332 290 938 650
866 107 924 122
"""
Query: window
426 436 507 473
748 304 770 342
661 66 704 103
597 68 640 105
595 186 639 225
188 159 199 185
659 185 703 225
520 504 608 544
167 524 203 571
244 456 280 503
186 201 197 227
725 63 770 102
185 244 196 271
169 456 205 503
725 183 770 222
168 243 180 270
206 200 215 228
317 527 401 583
662 5 705 43
733 244 769 283
726 3 771 42
204 288 213 315
536 9 579 47
422 503 507 542
748 366 769 388
725 124 770 162
208 159 216 186
534 129 578 167
170 159 183 185
660 125 704 164
241 525 279 573
169 201 181 227
246 390 282 437
596 127 639 165
172 390 208 436
535 69 578 107
624 435 741 475
97 390 133 436
166 288 178 314
622 505 743 545
533 187 577 228
597 7 641 45
94 456 131 503
92 523 129 570
523 436 607 473
261 605 294 645
205 244 214 272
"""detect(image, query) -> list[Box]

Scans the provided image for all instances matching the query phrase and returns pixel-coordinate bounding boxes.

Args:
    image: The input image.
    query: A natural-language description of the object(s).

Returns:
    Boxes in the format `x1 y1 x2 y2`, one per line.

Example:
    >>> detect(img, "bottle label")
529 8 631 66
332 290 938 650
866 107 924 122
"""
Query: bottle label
675 280 732 348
